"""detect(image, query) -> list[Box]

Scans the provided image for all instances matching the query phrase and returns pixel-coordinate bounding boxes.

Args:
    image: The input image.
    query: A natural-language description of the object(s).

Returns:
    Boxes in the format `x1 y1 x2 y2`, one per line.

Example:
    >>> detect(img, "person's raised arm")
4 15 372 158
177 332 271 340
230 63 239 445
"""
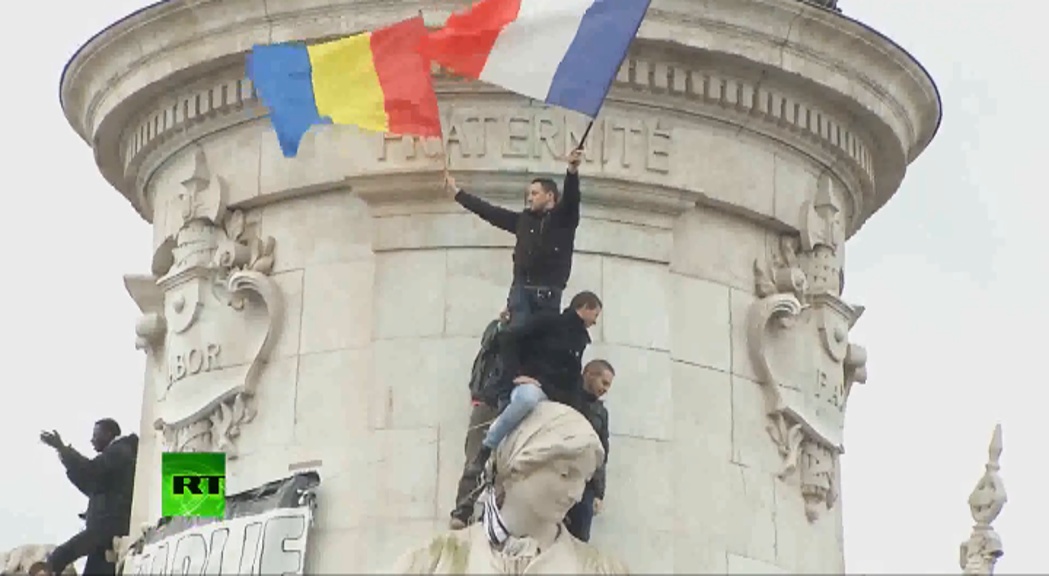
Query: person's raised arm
445 174 519 233
57 444 104 496
555 148 582 227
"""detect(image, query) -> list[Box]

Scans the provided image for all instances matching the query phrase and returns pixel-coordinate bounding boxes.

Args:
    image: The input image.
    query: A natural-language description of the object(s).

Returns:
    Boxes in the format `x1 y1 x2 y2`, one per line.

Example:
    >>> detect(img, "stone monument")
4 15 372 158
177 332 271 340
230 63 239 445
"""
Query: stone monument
389 401 627 574
59 0 940 572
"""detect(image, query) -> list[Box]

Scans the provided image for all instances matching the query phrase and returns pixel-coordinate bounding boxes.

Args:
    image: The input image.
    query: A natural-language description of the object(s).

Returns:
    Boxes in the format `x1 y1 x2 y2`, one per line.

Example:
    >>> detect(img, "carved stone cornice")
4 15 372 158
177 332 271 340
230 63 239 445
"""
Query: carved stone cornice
61 0 939 233
352 170 700 218
109 51 869 228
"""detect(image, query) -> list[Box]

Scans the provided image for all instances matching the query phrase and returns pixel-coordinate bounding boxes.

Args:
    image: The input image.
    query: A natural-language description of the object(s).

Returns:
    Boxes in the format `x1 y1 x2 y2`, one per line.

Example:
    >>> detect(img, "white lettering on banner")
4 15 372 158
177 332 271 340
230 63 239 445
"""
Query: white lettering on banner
124 507 311 575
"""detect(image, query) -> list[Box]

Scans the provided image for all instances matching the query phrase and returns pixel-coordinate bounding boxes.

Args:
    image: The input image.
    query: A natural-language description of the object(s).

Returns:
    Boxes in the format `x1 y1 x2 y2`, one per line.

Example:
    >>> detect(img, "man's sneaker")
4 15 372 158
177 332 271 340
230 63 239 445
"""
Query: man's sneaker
449 504 474 529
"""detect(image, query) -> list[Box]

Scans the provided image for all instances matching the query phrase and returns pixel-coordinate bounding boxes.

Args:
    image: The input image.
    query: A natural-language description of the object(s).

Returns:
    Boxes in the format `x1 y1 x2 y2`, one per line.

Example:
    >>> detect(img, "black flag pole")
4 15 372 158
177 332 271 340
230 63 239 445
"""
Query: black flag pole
576 121 594 151
573 1 652 153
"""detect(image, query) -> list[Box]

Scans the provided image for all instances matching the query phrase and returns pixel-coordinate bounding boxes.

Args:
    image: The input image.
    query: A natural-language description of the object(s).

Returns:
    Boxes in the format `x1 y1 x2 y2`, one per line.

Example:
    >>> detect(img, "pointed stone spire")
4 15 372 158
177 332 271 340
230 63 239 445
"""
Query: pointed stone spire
959 424 1006 574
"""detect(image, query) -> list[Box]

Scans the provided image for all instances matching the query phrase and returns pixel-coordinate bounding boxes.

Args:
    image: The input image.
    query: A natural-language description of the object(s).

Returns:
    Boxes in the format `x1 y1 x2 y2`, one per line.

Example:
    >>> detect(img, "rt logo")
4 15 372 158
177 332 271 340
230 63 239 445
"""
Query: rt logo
161 452 226 518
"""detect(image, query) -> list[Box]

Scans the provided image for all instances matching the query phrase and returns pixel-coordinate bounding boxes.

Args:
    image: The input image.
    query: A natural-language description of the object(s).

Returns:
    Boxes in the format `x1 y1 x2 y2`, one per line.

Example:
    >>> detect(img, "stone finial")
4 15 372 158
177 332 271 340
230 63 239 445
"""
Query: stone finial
178 148 228 227
959 424 1007 575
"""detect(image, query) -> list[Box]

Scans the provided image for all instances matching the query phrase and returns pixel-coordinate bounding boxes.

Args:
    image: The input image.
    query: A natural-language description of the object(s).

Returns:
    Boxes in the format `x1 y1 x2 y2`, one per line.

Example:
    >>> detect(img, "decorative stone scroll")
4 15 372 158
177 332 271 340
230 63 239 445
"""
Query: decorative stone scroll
959 424 1007 575
747 175 867 522
141 149 282 458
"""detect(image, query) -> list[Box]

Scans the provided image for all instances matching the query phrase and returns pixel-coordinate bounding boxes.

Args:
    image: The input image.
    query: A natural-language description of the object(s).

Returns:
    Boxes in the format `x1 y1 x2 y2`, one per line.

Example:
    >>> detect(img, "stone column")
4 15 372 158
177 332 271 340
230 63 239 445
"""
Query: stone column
59 0 939 572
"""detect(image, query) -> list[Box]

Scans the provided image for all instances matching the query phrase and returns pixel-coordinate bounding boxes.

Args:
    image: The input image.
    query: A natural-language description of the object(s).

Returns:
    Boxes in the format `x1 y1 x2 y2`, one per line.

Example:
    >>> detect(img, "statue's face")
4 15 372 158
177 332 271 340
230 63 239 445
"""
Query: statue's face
506 451 598 524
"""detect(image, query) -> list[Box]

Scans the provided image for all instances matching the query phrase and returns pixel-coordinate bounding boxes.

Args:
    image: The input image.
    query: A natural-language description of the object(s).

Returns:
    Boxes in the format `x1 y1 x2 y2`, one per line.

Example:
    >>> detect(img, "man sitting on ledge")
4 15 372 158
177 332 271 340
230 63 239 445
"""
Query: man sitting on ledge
465 291 603 483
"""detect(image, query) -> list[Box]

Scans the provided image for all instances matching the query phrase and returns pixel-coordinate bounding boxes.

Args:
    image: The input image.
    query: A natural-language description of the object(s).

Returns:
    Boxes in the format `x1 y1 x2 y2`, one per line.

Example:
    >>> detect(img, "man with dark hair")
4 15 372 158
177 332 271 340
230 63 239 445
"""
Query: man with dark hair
465 290 603 478
40 419 138 576
445 148 583 329
565 359 615 542
448 310 508 529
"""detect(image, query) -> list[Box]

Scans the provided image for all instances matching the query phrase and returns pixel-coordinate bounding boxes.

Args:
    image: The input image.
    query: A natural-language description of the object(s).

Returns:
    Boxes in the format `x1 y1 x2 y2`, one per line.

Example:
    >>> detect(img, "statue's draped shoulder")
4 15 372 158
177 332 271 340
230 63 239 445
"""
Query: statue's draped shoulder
568 537 630 575
386 531 474 574
385 527 629 575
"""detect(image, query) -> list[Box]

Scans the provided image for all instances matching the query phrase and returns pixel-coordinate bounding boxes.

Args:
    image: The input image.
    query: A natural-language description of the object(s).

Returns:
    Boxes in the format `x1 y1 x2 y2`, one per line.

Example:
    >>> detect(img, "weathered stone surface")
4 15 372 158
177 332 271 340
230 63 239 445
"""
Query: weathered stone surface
61 0 940 572
0 543 76 575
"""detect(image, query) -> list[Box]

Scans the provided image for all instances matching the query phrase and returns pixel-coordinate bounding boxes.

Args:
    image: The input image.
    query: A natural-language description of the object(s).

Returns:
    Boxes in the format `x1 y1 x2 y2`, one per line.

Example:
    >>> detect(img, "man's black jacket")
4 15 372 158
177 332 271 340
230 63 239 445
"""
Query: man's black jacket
58 434 138 534
454 171 580 290
486 308 591 411
581 390 609 499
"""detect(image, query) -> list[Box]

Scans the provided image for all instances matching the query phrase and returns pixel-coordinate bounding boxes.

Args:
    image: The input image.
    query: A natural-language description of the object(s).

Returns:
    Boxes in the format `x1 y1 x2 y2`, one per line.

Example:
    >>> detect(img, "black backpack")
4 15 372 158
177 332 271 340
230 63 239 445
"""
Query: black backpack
468 319 504 400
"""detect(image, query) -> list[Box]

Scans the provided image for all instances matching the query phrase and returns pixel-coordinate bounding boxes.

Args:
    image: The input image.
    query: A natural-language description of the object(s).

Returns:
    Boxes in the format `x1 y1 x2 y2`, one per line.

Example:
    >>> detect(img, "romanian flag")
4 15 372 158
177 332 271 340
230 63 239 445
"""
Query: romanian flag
247 16 442 158
419 0 651 119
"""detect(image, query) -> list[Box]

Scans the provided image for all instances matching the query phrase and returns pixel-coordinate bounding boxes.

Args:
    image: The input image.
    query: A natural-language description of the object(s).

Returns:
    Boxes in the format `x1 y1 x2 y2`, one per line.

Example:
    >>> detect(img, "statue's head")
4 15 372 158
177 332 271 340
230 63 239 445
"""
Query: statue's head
493 402 605 525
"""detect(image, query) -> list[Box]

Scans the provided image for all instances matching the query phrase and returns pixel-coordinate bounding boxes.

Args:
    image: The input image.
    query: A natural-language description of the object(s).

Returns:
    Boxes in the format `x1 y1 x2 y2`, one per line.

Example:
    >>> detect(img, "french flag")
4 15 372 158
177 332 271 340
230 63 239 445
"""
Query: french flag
420 0 652 118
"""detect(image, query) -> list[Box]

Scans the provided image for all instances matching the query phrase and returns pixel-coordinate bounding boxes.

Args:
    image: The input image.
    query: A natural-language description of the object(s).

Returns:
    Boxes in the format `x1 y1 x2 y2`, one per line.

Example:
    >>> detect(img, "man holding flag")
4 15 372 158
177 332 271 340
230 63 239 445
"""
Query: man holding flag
422 0 651 533
422 0 651 323
445 150 581 327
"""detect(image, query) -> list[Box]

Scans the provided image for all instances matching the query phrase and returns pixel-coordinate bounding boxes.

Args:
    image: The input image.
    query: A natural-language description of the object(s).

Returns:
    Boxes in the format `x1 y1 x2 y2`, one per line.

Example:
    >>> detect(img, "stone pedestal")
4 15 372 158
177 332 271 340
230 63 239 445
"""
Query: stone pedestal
60 0 939 572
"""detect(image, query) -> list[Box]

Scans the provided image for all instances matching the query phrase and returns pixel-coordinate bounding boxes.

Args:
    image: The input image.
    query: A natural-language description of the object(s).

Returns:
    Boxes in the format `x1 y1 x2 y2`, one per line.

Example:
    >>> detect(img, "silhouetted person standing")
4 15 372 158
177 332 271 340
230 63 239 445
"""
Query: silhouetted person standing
41 419 138 576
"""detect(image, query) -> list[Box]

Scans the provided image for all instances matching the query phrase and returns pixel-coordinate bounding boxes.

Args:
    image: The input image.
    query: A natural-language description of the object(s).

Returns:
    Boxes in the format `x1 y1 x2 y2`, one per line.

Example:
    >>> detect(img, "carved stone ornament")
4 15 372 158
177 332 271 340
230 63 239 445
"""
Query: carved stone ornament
1 543 76 575
959 424 1007 575
125 274 166 353
147 149 283 459
748 175 867 522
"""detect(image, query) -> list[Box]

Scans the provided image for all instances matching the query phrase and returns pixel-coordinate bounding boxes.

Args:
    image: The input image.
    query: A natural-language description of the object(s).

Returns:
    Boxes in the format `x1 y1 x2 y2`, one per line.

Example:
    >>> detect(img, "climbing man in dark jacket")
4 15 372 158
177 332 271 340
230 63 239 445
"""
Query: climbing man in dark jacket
565 359 615 542
445 147 583 329
449 310 509 529
465 291 602 481
40 418 138 576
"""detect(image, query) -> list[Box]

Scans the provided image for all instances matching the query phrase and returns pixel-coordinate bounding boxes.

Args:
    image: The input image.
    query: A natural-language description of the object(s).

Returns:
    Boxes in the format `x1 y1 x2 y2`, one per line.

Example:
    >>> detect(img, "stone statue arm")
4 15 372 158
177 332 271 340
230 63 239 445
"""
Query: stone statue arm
553 170 581 228
454 189 520 233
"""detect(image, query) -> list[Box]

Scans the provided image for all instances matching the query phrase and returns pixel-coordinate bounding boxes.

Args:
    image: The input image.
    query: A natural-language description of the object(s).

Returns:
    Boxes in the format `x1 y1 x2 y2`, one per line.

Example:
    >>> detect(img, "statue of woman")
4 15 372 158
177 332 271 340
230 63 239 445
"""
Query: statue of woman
388 401 628 574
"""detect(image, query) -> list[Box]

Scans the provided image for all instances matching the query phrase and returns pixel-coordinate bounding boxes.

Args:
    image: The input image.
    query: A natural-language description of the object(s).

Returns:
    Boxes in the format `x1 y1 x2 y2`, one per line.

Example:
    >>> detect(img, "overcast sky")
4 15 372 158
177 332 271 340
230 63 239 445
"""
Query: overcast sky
1 1 1041 573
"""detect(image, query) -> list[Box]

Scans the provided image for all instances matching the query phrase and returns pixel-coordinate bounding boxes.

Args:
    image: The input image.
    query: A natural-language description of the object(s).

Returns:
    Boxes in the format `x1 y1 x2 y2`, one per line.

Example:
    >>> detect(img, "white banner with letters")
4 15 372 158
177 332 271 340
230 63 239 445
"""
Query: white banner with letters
122 506 312 575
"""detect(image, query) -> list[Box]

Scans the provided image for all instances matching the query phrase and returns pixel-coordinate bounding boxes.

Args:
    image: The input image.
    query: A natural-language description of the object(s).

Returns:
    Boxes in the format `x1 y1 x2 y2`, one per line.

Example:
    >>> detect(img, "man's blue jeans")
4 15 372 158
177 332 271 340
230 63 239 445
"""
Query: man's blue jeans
483 383 547 450
565 483 597 542
506 284 563 329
